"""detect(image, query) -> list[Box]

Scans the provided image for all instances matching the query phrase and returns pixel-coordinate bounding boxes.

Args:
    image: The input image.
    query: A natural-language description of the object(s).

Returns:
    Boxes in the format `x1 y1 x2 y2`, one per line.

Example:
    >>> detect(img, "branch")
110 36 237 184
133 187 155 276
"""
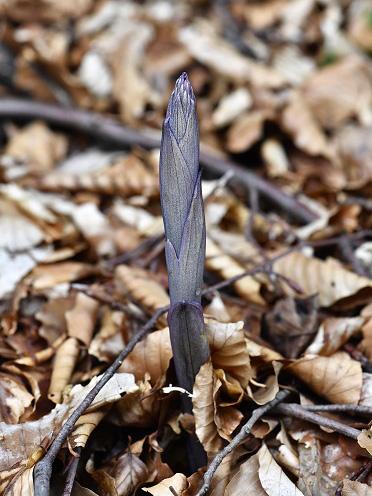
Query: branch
0 97 316 224
33 305 168 496
195 390 290 496
300 403 372 417
274 403 361 440
62 447 81 496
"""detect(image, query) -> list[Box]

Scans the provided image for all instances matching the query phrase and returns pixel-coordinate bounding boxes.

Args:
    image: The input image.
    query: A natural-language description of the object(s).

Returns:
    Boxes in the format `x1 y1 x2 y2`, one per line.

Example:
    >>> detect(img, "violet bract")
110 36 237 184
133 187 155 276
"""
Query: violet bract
160 73 210 393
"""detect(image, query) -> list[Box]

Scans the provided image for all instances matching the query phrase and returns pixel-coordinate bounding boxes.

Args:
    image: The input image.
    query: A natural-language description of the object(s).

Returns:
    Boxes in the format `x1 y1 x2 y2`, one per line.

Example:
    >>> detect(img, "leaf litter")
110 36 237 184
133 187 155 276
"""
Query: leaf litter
0 0 372 495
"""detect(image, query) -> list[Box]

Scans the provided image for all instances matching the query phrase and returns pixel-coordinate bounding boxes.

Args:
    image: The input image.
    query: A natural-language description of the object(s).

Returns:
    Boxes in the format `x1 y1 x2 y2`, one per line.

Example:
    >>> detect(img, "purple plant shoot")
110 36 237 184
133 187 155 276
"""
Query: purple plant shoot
160 73 210 393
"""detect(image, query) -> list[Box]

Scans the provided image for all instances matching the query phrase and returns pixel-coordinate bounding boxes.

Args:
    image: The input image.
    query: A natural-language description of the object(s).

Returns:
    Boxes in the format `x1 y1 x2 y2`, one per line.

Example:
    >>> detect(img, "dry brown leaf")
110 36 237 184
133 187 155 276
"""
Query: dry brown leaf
288 352 362 404
193 361 224 456
4 121 67 173
120 327 172 384
143 473 187 495
0 373 34 423
262 139 289 177
258 443 305 496
66 292 99 346
302 56 372 129
212 88 252 128
342 480 372 496
225 454 267 496
30 262 95 290
357 428 372 456
69 409 107 450
249 362 282 405
105 451 149 496
226 111 267 153
206 319 252 388
305 317 364 356
89 309 125 362
4 467 34 496
281 91 333 158
115 265 169 319
206 237 264 305
274 251 372 306
48 337 80 404
0 0 93 22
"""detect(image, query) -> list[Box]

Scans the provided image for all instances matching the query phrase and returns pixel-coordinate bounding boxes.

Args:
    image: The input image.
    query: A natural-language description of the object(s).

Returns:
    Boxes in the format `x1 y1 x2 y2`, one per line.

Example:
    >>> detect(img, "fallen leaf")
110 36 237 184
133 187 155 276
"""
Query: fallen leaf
226 111 268 153
287 352 362 404
66 292 99 346
143 473 187 495
225 454 267 496
342 480 372 496
48 337 80 403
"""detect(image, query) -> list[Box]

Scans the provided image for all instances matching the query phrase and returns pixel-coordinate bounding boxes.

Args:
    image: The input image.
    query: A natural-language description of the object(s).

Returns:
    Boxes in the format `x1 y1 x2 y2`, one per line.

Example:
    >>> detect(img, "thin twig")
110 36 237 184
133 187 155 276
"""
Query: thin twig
195 390 290 496
300 403 372 417
0 97 316 224
33 305 168 496
62 447 81 496
274 404 361 439
338 235 368 277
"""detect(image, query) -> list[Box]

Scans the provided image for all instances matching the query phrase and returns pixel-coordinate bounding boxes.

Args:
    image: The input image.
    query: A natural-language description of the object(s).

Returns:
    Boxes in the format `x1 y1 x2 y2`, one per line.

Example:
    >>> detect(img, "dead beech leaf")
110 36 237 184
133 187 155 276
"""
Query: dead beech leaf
89 309 125 362
48 337 80 404
69 409 106 450
342 480 372 496
225 454 267 496
120 327 172 383
357 427 372 456
226 111 267 153
288 352 362 404
0 373 34 423
249 362 282 406
66 292 99 346
115 265 169 318
4 467 34 496
258 443 305 496
30 262 95 290
206 237 264 305
281 91 333 158
302 56 372 129
143 473 187 495
193 361 224 456
0 0 93 22
106 451 149 496
305 317 364 356
274 251 372 306
206 319 252 388
212 88 252 128
4 122 67 173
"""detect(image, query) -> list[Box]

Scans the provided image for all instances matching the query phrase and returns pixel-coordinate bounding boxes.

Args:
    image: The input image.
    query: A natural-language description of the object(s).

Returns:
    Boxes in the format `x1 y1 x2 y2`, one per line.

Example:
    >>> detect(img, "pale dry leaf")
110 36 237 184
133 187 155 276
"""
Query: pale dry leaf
78 50 112 98
258 443 305 496
206 319 252 388
89 309 125 362
69 409 106 450
120 327 172 383
66 292 99 346
4 121 67 172
206 237 264 305
143 473 187 495
249 362 282 405
261 139 289 177
208 228 259 263
226 111 267 153
359 373 372 407
0 0 93 22
4 467 34 496
348 0 372 51
107 451 149 496
48 337 80 404
204 293 231 323
30 262 95 290
212 88 252 128
193 361 224 456
225 454 267 496
357 428 372 456
341 480 372 496
274 251 372 306
0 373 34 423
115 264 169 317
305 317 364 356
281 91 333 158
287 352 362 404
179 21 285 88
273 46 315 85
302 55 372 128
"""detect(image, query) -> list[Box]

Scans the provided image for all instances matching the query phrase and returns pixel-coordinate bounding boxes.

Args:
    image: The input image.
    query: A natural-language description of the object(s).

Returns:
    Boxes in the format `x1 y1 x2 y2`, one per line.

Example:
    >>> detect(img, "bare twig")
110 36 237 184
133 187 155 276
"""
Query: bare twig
195 390 290 496
0 97 316 224
300 403 372 417
62 447 81 496
33 305 168 496
274 403 361 440
338 235 368 277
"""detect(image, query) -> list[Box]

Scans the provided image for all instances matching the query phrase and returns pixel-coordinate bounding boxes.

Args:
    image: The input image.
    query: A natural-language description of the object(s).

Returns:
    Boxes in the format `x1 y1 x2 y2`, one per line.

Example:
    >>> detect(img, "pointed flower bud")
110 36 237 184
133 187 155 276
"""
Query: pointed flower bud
160 72 206 305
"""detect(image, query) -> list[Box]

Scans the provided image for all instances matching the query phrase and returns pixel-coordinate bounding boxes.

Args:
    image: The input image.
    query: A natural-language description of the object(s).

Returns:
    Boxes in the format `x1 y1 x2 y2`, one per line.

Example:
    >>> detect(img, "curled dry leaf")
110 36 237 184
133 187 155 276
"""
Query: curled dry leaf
212 88 252 128
69 409 107 451
258 443 305 496
143 473 187 495
226 111 268 153
120 327 172 383
0 373 34 423
30 262 95 290
193 361 224 456
115 265 169 319
102 451 149 496
4 467 34 496
206 319 252 388
48 337 80 404
249 361 282 406
287 352 362 404
357 428 372 456
341 480 372 496
274 251 372 306
66 292 99 346
225 454 267 496
305 317 364 356
206 237 264 305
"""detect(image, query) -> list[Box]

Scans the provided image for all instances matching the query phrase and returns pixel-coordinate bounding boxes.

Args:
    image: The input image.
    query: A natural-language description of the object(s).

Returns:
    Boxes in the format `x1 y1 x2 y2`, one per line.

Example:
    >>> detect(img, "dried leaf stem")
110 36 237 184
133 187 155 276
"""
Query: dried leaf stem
274 403 361 439
195 390 291 496
33 305 168 496
0 97 316 224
